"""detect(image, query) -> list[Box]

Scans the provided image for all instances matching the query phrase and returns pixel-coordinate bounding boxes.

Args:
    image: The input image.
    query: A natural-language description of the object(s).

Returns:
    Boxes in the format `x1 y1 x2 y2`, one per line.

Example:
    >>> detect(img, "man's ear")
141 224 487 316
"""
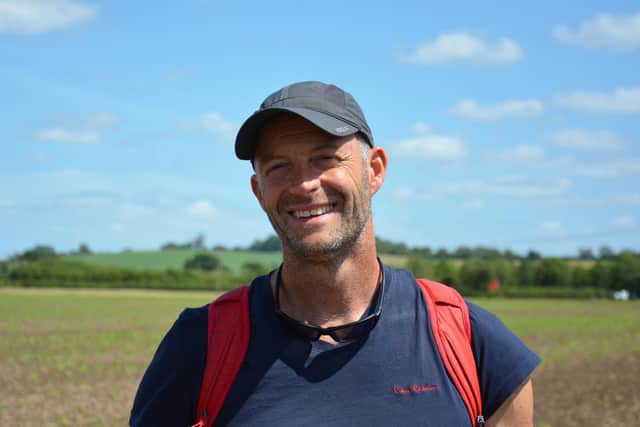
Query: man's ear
250 174 265 208
368 147 387 196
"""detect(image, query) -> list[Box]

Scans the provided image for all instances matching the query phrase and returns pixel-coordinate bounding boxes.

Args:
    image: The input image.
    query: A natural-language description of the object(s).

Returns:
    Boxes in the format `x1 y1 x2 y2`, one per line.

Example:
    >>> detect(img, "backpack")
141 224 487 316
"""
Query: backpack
192 279 485 427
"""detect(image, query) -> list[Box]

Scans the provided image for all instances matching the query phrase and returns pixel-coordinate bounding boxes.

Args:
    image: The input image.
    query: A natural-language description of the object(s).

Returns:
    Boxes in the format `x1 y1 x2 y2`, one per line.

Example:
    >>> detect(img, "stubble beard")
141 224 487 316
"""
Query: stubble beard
266 175 372 261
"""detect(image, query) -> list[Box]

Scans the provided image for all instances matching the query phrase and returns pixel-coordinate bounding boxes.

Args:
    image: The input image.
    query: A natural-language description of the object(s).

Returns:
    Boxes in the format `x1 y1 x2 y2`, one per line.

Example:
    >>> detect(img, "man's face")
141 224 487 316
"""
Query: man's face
251 115 375 259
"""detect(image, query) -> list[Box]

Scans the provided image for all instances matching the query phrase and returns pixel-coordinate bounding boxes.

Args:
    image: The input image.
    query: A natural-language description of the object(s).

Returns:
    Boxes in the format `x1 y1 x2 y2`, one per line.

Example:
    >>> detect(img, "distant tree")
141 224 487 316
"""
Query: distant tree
77 243 92 255
473 246 502 260
571 266 592 288
375 237 409 255
490 259 516 287
577 248 594 260
241 261 269 276
433 260 458 287
184 253 221 271
459 260 491 291
13 245 57 262
610 251 640 293
453 246 472 260
516 260 536 287
192 233 205 250
526 250 541 261
598 245 615 260
502 249 521 260
249 235 282 252
161 242 185 250
435 248 449 260
212 244 227 251
406 255 432 278
534 258 571 287
590 262 612 290
410 246 433 259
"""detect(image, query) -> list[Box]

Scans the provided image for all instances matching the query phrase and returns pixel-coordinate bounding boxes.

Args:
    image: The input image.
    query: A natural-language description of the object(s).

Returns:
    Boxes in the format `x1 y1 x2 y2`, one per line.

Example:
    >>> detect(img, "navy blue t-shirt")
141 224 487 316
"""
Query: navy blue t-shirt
130 265 540 426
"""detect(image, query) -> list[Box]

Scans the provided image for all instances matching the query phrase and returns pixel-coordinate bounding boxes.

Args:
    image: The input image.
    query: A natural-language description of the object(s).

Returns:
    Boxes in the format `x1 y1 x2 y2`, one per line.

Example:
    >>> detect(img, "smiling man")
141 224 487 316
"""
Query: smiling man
130 81 540 427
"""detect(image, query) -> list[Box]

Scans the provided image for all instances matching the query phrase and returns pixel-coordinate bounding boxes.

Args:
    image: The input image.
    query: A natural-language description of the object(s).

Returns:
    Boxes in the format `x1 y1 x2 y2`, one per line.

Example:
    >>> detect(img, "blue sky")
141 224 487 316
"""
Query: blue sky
2 0 639 258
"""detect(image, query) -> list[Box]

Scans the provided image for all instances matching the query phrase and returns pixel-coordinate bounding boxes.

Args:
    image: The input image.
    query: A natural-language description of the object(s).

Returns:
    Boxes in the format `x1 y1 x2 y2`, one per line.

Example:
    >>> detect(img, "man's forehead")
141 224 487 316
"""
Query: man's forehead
259 114 330 142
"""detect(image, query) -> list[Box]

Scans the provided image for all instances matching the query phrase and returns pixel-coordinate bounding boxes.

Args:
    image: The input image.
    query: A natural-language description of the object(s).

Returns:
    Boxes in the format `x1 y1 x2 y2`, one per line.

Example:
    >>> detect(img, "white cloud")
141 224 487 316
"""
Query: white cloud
394 123 466 162
549 129 625 150
450 99 543 121
442 177 572 198
178 112 236 143
36 112 118 144
36 128 100 144
185 200 217 219
489 144 546 163
0 0 96 34
397 177 572 200
402 32 522 65
553 12 640 52
411 121 432 134
612 215 637 229
576 159 640 178
553 87 640 114
539 220 566 236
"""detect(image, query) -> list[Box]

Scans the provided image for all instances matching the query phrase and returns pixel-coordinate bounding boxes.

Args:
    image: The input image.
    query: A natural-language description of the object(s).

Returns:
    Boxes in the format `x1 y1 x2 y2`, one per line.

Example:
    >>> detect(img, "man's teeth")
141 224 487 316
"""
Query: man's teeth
292 206 333 218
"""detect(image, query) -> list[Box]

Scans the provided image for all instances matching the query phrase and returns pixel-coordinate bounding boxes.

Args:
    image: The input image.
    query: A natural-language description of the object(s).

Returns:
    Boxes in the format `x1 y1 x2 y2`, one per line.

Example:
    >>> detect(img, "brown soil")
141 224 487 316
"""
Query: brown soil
534 352 640 427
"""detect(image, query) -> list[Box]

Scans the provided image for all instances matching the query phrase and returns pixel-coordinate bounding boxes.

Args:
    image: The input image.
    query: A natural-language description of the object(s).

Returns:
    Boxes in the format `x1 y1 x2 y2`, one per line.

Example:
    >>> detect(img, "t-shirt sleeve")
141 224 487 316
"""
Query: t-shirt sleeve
129 306 208 427
467 301 541 420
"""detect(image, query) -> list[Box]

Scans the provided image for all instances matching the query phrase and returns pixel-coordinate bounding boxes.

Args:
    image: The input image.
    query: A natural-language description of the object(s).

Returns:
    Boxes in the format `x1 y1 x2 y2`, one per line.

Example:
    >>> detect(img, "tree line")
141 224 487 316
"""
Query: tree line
2 239 639 297
405 253 639 297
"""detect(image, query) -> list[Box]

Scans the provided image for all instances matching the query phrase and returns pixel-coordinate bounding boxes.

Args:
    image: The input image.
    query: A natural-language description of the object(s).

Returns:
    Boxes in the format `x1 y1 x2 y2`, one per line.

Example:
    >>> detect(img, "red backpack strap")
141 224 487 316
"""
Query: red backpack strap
416 279 484 427
192 286 251 427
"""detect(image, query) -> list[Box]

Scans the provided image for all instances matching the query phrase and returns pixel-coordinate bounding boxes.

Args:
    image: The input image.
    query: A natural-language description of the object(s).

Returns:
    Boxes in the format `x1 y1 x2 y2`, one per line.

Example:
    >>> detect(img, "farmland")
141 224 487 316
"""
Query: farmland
64 249 284 273
63 250 410 273
0 288 638 426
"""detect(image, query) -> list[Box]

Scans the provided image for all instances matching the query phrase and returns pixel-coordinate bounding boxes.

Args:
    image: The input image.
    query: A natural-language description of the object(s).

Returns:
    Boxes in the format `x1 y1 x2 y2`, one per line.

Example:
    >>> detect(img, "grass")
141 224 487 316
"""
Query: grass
472 298 640 363
1 288 638 426
63 250 410 274
64 249 283 273
0 288 216 426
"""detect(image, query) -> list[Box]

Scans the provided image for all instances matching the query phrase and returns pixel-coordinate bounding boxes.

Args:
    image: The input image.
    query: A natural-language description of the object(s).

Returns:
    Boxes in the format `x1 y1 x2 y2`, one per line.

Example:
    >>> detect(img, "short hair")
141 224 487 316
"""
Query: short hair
357 133 371 161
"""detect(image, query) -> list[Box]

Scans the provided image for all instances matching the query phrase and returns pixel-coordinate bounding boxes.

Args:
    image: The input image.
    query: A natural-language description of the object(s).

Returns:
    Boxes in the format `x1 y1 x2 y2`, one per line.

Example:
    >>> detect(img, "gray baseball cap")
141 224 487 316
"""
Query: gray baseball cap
235 81 373 160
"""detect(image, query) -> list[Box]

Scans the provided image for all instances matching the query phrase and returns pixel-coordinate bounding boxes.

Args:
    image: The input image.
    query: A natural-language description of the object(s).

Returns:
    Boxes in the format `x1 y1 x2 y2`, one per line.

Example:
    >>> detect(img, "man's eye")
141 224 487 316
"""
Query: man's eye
266 163 286 174
315 155 338 164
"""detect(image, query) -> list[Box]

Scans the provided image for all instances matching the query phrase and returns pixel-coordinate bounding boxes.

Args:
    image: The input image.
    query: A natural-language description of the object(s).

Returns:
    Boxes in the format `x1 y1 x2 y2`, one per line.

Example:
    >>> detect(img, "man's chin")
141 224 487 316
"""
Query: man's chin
283 235 357 260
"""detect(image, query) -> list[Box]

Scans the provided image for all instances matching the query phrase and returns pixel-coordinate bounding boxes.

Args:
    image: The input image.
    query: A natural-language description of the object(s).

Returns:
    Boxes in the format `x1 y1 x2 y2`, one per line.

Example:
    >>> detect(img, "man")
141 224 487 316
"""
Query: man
130 81 540 426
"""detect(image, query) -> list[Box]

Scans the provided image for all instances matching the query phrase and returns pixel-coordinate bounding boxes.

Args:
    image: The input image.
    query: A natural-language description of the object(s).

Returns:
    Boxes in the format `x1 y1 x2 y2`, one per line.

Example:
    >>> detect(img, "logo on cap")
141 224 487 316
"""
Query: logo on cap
335 126 351 133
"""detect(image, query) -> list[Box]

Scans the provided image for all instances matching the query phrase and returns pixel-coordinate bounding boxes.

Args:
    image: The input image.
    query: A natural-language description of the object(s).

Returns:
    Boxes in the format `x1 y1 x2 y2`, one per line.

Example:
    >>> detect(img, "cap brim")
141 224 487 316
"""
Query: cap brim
235 107 358 160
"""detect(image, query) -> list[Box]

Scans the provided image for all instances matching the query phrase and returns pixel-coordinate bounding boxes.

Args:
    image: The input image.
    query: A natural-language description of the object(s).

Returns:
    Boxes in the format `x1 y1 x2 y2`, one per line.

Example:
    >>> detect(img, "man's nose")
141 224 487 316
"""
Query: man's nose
288 163 321 195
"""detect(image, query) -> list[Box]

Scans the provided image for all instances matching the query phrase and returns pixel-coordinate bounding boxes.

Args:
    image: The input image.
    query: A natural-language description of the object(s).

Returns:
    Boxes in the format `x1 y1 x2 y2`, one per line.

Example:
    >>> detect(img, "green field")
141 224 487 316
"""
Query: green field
64 249 284 273
63 250 409 273
1 288 638 426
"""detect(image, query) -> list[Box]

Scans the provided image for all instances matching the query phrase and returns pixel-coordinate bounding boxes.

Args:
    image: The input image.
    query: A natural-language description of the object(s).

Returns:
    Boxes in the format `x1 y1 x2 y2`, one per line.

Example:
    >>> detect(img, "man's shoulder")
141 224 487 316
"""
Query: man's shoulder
175 303 209 330
160 304 210 356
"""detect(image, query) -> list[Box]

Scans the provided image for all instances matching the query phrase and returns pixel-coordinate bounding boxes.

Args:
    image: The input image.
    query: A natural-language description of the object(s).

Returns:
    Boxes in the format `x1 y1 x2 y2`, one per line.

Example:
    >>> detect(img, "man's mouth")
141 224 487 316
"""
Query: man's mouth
289 204 336 219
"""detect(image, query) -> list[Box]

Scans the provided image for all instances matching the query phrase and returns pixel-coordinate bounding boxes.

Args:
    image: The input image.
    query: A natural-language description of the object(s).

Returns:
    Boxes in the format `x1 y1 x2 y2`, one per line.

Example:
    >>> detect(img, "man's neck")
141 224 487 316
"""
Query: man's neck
272 232 381 329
